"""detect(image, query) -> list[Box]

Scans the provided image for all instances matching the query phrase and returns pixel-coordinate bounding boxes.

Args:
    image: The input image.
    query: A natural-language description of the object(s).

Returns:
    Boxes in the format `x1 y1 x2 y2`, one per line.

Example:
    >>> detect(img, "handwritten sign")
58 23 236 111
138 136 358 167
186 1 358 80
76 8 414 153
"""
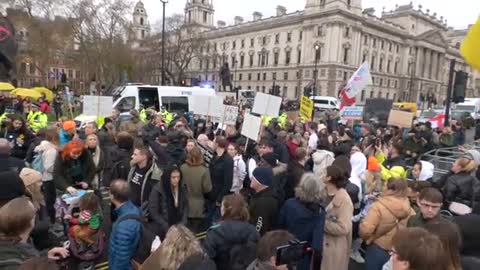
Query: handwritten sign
341 106 364 121
82 96 113 116
300 96 314 121
252 93 282 117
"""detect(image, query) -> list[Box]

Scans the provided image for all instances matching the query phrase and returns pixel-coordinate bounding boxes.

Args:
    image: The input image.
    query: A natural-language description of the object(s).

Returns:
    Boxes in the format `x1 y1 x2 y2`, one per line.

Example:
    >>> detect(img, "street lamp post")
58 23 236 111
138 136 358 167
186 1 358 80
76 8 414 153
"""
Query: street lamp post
314 44 320 96
160 0 168 86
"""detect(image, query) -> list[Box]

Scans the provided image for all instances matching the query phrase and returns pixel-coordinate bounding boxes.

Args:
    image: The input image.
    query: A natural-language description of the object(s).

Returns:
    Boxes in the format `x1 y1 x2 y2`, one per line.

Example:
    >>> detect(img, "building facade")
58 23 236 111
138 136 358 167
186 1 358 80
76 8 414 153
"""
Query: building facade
184 0 478 103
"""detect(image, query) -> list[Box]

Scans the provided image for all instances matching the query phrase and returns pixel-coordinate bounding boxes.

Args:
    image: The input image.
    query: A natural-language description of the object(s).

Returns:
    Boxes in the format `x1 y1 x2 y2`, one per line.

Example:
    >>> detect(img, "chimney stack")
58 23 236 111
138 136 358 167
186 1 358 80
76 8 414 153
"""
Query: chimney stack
234 16 244 25
276 5 287 16
217 20 226 28
253 11 263 21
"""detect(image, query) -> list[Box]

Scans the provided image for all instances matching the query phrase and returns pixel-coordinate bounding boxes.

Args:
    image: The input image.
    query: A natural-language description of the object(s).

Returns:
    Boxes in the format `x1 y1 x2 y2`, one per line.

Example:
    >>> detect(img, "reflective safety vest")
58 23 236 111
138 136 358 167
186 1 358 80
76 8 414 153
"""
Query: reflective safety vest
261 115 273 126
140 109 148 123
0 113 7 123
162 110 174 126
278 113 288 128
27 111 48 133
96 116 105 129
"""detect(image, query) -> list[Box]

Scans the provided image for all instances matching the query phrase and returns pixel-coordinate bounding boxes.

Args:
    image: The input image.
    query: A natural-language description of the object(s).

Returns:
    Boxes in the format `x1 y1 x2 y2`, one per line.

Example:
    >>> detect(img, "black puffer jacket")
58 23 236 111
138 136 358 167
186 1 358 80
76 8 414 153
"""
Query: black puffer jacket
437 171 480 209
208 152 234 204
249 187 280 235
203 220 259 270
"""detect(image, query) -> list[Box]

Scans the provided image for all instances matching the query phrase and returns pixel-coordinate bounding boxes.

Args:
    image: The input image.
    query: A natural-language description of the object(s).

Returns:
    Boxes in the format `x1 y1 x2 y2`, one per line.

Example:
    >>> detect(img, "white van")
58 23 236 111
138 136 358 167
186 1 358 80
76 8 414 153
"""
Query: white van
309 96 340 111
75 85 215 127
454 98 480 120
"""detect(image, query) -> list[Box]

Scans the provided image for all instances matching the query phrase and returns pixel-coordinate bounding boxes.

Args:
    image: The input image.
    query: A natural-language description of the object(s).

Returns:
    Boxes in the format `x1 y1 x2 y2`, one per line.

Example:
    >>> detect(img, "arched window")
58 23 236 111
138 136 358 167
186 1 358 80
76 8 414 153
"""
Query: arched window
140 17 144 25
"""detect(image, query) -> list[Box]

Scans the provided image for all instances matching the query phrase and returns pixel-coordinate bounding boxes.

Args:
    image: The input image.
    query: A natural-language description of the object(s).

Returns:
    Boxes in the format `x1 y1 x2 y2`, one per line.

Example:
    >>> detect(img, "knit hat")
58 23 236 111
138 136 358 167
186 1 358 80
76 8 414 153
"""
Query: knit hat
252 167 274 187
0 171 26 202
261 152 278 167
367 156 381 171
63 120 76 131
19 168 42 187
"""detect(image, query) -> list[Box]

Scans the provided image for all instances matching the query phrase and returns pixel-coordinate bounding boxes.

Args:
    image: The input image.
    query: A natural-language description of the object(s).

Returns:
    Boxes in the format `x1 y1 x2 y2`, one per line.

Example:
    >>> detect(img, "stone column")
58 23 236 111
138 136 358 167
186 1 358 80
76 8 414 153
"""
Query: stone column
423 48 431 78
416 47 423 77
430 51 437 79
436 53 443 80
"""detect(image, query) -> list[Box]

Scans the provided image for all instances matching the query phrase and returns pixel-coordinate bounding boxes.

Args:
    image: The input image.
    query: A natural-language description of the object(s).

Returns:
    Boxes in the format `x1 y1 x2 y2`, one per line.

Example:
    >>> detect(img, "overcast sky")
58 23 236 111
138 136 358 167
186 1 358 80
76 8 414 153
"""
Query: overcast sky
143 0 479 31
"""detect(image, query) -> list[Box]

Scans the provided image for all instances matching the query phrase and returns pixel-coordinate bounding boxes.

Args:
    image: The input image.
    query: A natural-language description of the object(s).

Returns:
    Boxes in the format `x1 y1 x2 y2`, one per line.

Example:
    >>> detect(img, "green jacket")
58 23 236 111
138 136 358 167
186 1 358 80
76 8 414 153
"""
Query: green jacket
407 213 446 228
0 241 40 270
78 210 101 230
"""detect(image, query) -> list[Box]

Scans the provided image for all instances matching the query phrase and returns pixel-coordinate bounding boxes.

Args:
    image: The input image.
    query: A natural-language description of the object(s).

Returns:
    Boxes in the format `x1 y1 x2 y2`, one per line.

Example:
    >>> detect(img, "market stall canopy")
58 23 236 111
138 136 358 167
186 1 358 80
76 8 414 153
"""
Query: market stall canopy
0 82 15 91
32 87 54 101
11 88 42 99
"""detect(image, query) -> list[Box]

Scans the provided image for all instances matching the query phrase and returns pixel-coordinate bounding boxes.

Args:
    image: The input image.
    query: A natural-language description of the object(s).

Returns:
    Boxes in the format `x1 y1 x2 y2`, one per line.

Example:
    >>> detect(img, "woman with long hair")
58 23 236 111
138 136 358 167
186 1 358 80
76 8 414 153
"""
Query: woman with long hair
360 179 415 270
227 143 246 194
203 194 259 270
85 134 106 189
140 225 206 270
424 221 462 270
1 114 34 160
180 146 212 233
53 139 95 195
33 128 60 223
148 166 188 239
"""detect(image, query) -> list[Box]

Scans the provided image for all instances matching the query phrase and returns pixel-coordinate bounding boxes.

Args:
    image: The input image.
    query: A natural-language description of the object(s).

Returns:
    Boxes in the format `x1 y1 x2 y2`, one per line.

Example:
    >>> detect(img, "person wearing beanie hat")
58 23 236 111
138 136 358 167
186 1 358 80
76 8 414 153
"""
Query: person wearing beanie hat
365 156 384 193
26 102 48 134
19 168 44 211
249 167 279 235
59 120 77 147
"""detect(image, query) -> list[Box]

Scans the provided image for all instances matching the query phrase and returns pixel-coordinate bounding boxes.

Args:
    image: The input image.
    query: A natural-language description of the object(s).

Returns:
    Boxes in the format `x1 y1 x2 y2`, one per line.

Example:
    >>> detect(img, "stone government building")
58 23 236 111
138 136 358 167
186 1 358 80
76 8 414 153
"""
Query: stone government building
184 0 479 102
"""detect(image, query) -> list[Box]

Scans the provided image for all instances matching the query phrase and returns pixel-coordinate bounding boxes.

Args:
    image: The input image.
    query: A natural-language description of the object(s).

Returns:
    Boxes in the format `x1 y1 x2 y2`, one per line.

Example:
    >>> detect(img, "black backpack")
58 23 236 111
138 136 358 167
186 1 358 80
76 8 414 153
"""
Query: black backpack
111 158 131 181
116 214 157 264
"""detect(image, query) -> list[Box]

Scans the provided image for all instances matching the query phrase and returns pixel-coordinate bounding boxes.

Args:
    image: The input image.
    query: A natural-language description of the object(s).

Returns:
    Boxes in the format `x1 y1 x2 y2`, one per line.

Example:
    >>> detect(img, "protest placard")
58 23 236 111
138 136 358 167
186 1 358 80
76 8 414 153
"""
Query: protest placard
341 106 364 121
252 93 282 117
82 96 113 116
388 110 414 128
300 96 314 121
223 105 239 125
363 98 393 124
190 96 224 118
241 114 262 141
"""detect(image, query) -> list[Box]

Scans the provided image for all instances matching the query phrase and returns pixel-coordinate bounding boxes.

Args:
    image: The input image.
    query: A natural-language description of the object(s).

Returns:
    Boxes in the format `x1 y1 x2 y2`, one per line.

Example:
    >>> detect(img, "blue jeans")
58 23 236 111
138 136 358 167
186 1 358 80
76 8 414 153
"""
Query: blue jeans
365 244 390 270
205 201 221 227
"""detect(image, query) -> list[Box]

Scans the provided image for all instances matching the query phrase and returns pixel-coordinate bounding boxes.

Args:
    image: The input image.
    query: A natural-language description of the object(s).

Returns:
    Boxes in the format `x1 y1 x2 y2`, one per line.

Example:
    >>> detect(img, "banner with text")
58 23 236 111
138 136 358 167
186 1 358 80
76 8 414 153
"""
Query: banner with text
341 106 364 121
300 96 314 121
83 96 113 116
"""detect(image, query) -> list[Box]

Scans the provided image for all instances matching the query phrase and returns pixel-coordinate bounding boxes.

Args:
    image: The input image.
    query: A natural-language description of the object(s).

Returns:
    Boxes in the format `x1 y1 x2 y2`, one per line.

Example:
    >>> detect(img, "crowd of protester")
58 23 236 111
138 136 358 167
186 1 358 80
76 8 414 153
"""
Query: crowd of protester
0 95 479 270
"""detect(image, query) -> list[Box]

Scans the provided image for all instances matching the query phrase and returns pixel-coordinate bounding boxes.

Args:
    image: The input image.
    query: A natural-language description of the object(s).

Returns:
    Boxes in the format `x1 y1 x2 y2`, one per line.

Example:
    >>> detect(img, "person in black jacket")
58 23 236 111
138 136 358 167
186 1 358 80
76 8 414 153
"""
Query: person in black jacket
207 137 234 225
0 138 25 173
142 112 164 144
435 154 480 213
148 166 188 239
249 167 280 235
203 194 259 270
102 131 134 187
1 114 34 160
285 147 307 200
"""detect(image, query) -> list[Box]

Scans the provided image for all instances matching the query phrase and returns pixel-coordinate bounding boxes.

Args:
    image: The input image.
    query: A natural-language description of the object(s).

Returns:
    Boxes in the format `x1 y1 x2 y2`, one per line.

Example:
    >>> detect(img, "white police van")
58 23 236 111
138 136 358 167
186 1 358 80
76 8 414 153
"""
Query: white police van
75 84 216 128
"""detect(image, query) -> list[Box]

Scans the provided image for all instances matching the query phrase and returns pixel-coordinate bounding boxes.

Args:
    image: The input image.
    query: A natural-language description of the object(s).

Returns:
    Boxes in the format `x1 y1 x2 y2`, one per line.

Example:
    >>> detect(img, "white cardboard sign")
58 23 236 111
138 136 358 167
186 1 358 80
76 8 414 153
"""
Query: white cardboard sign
82 96 113 116
241 114 262 141
252 93 282 117
190 96 224 118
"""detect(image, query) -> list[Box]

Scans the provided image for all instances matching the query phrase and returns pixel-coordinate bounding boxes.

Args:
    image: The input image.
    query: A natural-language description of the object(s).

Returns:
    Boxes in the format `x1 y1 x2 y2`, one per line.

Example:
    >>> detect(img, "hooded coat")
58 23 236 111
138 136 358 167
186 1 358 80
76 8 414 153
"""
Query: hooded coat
33 141 58 181
147 167 188 236
359 194 415 251
312 150 335 180
417 160 434 181
350 152 367 200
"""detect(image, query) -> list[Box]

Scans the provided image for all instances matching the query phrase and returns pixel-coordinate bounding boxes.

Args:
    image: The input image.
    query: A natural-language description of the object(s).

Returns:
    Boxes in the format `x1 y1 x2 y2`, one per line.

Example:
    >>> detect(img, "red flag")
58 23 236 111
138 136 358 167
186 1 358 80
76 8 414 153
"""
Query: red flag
428 113 445 129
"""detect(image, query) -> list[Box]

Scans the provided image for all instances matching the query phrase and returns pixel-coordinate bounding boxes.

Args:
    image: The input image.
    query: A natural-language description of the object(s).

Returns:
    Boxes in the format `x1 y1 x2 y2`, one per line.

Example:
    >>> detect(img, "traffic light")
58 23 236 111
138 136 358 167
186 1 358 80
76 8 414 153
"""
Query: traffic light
303 86 313 97
453 71 468 103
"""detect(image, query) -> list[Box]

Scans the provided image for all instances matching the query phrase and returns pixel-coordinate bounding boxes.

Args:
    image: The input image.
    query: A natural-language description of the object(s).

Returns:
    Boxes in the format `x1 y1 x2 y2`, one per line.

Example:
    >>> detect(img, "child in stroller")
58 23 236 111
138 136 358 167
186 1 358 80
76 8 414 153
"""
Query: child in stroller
58 190 106 266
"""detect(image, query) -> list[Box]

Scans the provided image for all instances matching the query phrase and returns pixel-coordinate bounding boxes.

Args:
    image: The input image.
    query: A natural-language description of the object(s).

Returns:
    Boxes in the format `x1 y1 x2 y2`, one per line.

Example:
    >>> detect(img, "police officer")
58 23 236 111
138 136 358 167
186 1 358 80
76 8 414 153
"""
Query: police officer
27 103 48 133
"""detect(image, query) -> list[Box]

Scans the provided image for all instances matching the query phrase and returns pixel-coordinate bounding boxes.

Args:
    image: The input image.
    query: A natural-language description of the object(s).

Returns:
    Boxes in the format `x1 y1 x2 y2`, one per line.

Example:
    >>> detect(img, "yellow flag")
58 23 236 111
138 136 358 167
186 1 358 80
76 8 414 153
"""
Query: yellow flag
461 16 480 71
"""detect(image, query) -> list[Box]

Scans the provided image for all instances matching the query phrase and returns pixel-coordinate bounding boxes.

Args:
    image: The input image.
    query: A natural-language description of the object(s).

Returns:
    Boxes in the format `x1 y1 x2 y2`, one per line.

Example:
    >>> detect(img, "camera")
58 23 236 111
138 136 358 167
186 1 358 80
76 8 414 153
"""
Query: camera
275 240 311 267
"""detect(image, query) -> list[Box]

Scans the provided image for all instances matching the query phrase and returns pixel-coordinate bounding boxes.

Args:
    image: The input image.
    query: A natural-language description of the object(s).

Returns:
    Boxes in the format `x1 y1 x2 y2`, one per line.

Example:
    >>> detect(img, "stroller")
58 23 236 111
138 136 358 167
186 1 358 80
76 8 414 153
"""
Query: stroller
56 190 106 270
